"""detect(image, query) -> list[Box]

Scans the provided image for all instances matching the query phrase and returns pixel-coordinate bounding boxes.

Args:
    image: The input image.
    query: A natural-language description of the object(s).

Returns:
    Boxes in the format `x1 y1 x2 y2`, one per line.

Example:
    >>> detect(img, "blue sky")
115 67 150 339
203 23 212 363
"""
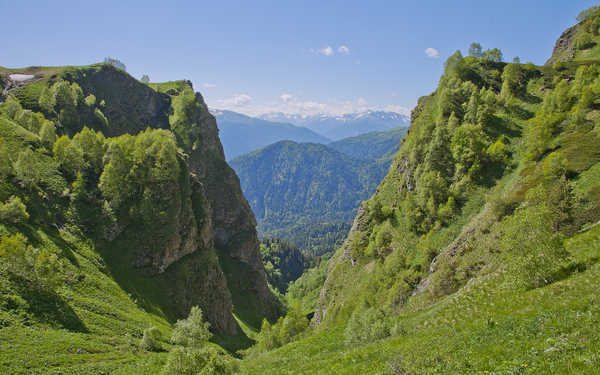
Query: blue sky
1 1 596 116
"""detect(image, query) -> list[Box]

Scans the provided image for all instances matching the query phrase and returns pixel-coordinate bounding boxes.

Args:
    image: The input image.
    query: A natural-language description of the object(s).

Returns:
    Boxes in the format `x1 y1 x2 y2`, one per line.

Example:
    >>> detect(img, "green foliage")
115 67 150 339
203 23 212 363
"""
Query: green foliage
0 196 29 224
231 141 389 257
141 326 162 352
286 259 328 313
260 239 310 293
253 303 309 352
104 57 127 71
468 42 482 58
0 234 63 290
170 306 212 348
38 121 57 147
140 75 150 84
481 47 503 62
13 148 41 189
53 136 85 177
72 127 106 172
451 123 489 181
161 347 238 375
502 199 569 289
344 304 393 345
84 94 96 107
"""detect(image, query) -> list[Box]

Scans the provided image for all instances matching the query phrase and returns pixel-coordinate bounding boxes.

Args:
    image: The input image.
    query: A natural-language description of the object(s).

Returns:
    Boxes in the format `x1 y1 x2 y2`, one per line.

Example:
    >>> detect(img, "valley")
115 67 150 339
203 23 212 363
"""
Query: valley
1 3 600 375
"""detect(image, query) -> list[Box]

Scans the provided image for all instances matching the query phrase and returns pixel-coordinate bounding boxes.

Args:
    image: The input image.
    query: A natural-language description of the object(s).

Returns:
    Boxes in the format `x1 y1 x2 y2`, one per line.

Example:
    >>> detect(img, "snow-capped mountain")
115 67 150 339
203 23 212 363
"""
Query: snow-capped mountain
258 110 410 140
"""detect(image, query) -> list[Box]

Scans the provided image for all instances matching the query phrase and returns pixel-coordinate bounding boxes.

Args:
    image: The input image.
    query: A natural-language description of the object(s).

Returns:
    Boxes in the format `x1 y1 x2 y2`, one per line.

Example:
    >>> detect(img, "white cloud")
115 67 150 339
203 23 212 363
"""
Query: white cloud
320 46 334 56
216 94 253 108
211 94 412 118
425 47 440 58
337 45 350 54
203 83 217 88
280 94 293 103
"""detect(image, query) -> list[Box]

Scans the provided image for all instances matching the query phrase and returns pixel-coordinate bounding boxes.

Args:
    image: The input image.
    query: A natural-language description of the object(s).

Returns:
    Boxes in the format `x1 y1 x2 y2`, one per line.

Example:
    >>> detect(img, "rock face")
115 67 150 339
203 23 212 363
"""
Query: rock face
59 65 276 334
546 24 580 65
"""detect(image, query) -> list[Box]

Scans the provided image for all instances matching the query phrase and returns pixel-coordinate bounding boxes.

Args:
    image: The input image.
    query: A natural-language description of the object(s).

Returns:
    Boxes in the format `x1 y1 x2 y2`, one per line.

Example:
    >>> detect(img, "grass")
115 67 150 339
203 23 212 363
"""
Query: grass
242 227 600 374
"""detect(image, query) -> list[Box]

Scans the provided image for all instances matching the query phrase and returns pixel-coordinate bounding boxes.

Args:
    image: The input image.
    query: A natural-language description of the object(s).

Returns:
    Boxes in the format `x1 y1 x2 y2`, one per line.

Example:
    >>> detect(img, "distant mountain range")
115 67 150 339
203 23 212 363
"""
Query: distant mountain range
259 110 410 140
211 109 330 159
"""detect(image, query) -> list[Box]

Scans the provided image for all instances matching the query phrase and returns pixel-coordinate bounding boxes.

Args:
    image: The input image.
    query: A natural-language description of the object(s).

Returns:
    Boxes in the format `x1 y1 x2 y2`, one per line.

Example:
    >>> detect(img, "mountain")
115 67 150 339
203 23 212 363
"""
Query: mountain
230 141 391 257
243 9 600 374
327 126 408 161
260 110 410 140
0 63 280 373
211 109 330 160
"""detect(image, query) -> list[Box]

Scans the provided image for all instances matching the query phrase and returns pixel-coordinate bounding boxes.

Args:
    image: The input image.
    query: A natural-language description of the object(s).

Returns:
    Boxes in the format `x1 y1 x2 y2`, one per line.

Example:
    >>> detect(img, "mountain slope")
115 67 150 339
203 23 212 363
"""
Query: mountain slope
260 110 409 140
211 109 330 159
242 10 600 374
327 126 408 161
230 141 390 256
0 64 278 373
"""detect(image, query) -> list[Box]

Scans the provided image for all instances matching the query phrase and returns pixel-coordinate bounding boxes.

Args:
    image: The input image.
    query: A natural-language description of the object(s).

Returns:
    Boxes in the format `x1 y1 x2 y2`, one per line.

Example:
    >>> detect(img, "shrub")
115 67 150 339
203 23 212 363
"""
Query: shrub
344 305 392 345
171 306 212 348
0 234 63 290
0 196 29 224
502 200 569 289
161 347 238 375
140 326 162 352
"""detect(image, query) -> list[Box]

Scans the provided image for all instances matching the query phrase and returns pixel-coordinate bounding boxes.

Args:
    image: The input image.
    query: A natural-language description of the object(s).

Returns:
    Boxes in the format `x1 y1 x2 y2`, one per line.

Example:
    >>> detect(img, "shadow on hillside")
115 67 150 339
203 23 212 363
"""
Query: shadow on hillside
13 277 88 333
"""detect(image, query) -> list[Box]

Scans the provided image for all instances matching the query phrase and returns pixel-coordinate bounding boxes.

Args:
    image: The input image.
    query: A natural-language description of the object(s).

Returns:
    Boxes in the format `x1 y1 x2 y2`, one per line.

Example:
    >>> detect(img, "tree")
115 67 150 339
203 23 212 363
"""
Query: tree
39 121 57 147
482 48 503 62
72 127 106 172
161 347 237 375
141 326 162 352
468 42 482 58
513 56 521 64
140 75 150 84
104 57 127 71
0 196 29 224
502 196 568 289
14 148 41 189
0 233 63 290
170 306 212 348
501 63 523 99
53 136 85 177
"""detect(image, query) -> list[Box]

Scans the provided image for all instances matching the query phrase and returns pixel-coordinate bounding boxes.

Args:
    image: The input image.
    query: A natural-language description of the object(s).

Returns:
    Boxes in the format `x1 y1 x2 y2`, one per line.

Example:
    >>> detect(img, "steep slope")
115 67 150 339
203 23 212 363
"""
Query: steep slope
211 109 330 159
0 64 277 373
243 11 600 374
230 141 389 256
547 6 600 64
260 110 409 140
327 126 408 161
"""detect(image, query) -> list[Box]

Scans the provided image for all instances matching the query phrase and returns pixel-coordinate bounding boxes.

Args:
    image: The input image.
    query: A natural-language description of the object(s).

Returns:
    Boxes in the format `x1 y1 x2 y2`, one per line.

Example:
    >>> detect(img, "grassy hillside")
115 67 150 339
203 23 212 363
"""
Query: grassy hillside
0 63 275 374
241 11 600 374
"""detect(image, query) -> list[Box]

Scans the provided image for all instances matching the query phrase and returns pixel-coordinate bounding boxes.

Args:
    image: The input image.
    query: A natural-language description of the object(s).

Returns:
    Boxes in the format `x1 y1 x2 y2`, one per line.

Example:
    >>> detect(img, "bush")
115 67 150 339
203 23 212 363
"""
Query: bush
0 234 63 290
0 196 29 224
141 326 162 352
254 303 309 352
344 305 393 345
171 306 212 348
502 199 569 289
161 347 238 375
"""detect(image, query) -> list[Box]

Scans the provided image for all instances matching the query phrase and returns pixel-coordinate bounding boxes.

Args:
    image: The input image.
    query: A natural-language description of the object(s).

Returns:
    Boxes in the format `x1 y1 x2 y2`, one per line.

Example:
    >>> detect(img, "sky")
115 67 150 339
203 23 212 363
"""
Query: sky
1 1 597 117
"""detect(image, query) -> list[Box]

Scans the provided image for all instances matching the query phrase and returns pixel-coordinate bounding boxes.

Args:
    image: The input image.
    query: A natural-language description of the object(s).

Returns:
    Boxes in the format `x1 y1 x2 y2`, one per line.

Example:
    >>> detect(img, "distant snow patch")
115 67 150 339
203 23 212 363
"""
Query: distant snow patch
9 74 35 81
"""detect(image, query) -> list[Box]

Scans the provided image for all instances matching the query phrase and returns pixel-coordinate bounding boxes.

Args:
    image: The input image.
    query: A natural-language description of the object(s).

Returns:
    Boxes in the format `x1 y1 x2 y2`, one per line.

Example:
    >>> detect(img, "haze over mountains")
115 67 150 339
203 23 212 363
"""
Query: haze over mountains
211 109 330 159
259 110 410 140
